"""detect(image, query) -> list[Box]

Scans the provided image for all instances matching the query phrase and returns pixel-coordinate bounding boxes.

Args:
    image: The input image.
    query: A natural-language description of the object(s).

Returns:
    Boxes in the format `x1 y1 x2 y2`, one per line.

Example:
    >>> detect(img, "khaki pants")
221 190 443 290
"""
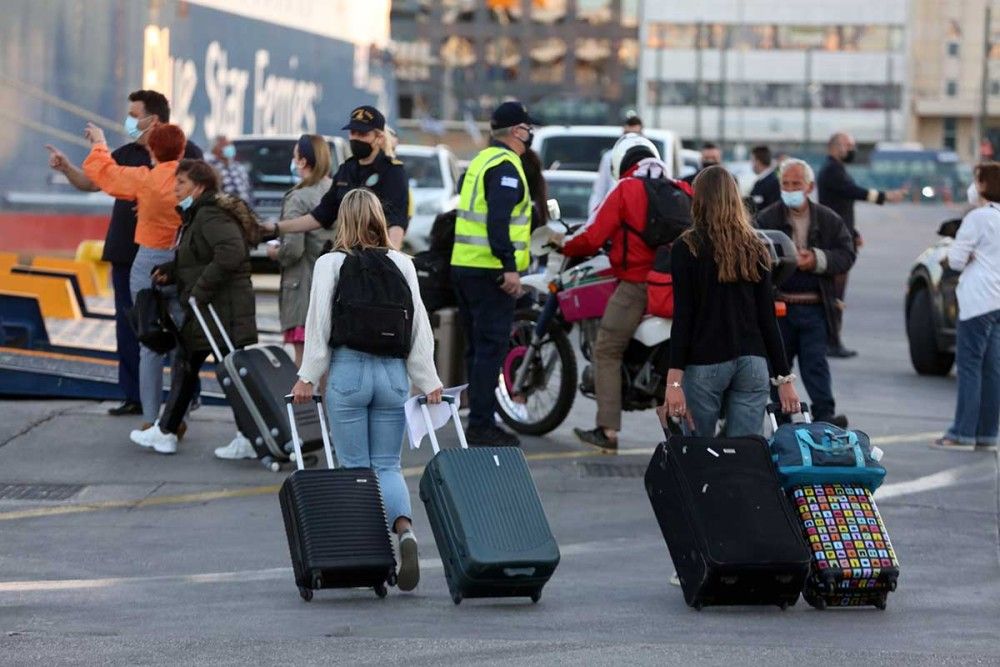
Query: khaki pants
594 281 648 431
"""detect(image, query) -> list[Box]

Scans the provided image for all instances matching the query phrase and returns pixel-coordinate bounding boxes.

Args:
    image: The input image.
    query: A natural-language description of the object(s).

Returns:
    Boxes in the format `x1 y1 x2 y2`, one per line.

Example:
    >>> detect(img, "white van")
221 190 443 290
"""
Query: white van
531 125 683 179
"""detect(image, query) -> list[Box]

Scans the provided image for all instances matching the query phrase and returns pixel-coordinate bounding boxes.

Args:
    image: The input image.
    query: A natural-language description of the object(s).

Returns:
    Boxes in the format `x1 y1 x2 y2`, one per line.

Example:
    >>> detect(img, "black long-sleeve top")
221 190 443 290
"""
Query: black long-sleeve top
817 156 884 237
668 237 790 376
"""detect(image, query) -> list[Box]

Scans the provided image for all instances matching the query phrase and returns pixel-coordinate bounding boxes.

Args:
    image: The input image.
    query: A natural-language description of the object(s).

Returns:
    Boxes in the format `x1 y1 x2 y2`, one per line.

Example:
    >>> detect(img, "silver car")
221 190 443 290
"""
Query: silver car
396 144 461 253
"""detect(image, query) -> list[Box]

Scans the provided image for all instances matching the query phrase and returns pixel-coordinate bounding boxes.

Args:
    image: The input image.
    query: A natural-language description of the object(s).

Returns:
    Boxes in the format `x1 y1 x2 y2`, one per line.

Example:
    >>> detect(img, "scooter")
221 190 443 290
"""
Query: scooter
494 201 796 436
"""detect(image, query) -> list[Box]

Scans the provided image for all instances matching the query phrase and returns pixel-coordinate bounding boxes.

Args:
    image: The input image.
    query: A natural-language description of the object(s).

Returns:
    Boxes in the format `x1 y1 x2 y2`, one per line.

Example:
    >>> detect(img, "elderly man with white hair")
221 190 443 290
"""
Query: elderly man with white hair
756 158 857 428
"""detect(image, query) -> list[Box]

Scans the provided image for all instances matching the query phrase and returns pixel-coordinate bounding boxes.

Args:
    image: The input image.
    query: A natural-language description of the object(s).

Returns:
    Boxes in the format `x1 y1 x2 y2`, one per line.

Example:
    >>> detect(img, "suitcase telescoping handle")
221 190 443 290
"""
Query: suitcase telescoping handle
187 296 236 362
418 394 468 454
766 401 812 432
284 394 336 471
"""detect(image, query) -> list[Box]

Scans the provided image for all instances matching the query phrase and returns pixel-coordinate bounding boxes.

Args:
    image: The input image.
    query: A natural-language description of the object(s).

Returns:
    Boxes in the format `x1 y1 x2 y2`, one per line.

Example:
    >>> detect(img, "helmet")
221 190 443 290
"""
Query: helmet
610 133 660 180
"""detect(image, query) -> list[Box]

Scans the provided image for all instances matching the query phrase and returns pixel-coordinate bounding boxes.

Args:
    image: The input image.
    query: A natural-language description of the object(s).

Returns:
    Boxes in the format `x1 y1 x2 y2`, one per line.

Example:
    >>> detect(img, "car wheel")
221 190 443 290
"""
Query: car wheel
907 287 954 376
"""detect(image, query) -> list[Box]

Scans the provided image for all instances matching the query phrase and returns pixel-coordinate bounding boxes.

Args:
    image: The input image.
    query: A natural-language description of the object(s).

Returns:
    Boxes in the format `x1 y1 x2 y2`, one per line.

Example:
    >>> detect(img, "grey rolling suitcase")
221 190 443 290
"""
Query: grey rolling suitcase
189 298 322 471
417 396 560 605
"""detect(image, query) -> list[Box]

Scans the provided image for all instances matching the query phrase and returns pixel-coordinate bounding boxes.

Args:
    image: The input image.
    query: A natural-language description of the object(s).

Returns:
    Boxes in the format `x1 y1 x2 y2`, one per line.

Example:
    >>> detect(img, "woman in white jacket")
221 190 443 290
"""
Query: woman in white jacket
291 188 443 591
934 163 1000 452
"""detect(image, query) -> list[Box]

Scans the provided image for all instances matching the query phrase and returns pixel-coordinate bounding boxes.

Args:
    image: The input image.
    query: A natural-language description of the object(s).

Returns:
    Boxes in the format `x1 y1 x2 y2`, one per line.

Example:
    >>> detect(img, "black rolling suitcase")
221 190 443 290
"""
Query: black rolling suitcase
417 396 560 605
644 435 811 610
279 395 396 601
189 298 322 471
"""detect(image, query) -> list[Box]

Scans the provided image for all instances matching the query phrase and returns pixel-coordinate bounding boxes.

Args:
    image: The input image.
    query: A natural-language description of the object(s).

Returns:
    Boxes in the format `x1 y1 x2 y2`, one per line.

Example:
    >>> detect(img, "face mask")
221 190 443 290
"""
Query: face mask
701 160 718 168
178 195 194 211
350 139 374 160
290 159 301 182
843 149 856 164
124 115 146 141
521 129 535 148
781 190 806 209
222 144 237 160
968 182 981 206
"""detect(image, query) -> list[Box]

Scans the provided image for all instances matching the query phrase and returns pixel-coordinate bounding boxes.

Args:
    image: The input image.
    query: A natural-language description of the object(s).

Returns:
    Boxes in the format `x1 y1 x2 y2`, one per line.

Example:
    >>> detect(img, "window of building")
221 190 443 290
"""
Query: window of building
442 0 476 24
943 117 957 151
531 0 566 24
992 81 1000 96
621 0 639 28
485 37 520 81
529 38 567 84
577 0 612 25
648 23 904 53
646 81 901 109
947 42 960 57
946 80 958 97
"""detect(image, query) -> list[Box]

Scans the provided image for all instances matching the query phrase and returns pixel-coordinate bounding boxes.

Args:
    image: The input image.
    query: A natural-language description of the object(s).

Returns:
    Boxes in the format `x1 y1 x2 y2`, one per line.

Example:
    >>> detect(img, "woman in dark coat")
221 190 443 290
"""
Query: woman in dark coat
130 159 259 455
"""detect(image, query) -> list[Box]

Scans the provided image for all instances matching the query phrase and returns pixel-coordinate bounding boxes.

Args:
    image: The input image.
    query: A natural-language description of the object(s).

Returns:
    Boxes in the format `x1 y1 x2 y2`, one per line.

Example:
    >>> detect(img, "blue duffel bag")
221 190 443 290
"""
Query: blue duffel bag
767 404 886 491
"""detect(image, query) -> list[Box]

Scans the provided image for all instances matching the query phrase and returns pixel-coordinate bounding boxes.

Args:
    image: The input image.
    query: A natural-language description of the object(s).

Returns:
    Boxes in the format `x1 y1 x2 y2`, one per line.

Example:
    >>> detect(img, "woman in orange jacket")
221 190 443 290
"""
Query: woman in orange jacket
83 122 187 432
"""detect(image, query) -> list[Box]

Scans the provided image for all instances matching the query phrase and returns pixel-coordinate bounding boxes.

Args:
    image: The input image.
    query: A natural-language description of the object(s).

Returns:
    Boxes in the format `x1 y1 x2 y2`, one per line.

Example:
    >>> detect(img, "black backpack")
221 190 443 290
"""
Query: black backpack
413 209 457 313
625 177 692 249
128 288 177 354
329 249 414 359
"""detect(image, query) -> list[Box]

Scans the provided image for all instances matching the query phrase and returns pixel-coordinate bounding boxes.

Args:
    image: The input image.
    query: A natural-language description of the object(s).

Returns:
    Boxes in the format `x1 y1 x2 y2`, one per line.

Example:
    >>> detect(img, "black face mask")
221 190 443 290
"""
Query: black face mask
701 160 718 169
843 149 856 164
350 139 374 160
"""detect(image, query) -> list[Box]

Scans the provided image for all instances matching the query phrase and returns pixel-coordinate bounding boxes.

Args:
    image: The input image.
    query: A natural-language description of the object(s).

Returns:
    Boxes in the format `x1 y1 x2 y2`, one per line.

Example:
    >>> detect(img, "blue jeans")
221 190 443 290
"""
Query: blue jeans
112 262 141 403
130 247 176 422
325 347 411 529
778 304 835 419
452 267 516 429
684 355 770 438
946 309 1000 446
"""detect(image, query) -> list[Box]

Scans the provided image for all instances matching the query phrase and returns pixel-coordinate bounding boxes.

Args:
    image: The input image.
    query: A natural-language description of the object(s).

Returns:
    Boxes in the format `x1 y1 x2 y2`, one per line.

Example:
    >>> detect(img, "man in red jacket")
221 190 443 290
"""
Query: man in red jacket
556 135 693 450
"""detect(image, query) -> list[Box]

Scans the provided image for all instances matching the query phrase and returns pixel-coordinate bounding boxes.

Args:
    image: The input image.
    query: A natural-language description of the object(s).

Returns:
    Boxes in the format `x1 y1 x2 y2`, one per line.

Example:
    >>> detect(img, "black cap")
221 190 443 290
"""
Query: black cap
342 105 386 132
490 101 538 130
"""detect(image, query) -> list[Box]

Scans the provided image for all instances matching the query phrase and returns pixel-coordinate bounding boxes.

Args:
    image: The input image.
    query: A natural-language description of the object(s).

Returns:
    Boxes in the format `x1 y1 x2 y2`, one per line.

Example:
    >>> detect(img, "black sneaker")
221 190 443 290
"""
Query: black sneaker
827 345 858 359
816 414 849 429
108 400 142 416
466 424 521 447
573 427 618 452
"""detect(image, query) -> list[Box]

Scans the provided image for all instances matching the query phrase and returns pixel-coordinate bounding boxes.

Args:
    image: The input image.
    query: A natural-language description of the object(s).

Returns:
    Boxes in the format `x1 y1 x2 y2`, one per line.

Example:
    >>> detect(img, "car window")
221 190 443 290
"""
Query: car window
540 136 667 172
233 140 341 191
545 178 594 221
399 154 445 189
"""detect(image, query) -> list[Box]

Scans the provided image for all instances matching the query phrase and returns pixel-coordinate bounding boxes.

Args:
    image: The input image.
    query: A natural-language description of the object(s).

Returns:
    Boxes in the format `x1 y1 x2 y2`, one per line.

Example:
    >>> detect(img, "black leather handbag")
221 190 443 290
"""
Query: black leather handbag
128 288 178 354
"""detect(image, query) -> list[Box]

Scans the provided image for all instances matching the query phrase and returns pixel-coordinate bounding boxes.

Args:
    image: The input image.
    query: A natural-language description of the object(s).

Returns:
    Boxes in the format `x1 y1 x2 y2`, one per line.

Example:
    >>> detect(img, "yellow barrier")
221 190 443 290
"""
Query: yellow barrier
0 270 81 319
31 257 100 297
74 240 110 296
0 252 18 274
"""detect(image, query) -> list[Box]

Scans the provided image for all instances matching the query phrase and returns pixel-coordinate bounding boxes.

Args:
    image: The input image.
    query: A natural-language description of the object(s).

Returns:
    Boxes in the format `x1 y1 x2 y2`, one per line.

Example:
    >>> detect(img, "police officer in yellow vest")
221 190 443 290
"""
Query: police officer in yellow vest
451 101 536 447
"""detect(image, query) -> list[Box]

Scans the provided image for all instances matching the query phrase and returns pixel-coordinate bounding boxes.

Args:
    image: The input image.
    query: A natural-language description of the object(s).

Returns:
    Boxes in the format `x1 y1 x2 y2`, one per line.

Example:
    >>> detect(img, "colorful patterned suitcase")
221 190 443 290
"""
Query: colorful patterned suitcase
791 484 899 610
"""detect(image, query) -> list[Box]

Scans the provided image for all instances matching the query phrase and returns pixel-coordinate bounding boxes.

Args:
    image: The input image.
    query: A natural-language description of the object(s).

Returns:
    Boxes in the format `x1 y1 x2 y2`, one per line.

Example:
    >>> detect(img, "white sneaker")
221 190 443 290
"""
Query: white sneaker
396 530 420 592
214 432 256 460
669 571 681 587
130 424 178 455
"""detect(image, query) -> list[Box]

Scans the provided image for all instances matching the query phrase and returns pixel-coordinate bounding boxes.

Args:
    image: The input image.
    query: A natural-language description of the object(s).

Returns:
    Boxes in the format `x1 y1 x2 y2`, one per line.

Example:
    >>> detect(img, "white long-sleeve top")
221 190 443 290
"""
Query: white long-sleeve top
948 203 1000 321
298 249 442 393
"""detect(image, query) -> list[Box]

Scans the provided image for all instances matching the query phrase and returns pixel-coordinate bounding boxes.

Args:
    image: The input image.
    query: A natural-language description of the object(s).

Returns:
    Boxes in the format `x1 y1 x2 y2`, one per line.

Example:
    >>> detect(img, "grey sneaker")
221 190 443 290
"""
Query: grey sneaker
396 530 420 592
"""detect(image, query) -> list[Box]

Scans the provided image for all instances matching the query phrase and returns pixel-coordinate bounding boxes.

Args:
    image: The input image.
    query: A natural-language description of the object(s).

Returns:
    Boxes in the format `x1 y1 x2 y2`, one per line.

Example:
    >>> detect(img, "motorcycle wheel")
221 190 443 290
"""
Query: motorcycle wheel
497 309 578 436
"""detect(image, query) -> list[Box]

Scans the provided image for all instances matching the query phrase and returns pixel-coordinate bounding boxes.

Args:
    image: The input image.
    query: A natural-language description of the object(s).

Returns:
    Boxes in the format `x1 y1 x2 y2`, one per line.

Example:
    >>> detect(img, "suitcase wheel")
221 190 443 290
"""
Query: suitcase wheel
312 575 323 590
874 595 887 611
261 456 281 473
692 600 703 612
779 601 789 611
298 586 313 602
530 590 542 604
804 590 827 611
451 591 462 605
374 583 388 599
387 572 397 587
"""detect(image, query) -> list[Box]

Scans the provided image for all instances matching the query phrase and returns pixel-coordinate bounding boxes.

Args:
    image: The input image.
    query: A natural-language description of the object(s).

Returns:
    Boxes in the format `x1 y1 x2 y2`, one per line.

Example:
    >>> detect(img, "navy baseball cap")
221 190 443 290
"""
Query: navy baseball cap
343 105 386 132
490 101 539 130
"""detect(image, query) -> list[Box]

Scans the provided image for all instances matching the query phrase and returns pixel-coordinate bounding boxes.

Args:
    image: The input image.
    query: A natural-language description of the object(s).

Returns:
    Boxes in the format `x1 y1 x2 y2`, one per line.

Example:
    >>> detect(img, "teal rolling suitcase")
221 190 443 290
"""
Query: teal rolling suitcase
417 396 560 605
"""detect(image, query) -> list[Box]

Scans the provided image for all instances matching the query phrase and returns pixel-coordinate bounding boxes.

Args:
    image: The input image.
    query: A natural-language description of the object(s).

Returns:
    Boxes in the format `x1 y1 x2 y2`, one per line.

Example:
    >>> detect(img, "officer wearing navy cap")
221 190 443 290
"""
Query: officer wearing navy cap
450 100 538 447
268 105 409 247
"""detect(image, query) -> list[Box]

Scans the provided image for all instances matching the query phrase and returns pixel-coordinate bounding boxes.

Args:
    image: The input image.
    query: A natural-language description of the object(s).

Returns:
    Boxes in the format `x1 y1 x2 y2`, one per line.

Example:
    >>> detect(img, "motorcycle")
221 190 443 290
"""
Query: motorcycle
494 201 797 436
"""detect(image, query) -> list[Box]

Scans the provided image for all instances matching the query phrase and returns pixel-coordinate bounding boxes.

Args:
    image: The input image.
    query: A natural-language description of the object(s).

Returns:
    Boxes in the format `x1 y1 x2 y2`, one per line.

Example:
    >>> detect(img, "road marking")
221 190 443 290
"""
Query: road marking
874 462 990 500
0 538 632 594
0 431 970 523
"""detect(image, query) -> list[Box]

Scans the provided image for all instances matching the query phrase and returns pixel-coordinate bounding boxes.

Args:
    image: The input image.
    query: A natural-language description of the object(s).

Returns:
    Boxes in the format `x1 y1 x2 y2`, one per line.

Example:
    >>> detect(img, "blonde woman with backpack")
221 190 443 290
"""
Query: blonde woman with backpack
290 188 442 592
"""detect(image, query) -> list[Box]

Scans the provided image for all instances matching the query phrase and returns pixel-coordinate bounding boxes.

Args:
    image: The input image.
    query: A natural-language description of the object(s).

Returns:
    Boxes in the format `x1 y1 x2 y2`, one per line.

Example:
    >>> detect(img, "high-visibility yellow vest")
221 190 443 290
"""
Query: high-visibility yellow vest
451 146 532 271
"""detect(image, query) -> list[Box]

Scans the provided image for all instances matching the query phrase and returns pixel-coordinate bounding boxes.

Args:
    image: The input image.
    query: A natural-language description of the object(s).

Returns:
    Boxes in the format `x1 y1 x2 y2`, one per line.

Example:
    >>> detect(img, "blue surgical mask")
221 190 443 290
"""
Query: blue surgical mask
178 195 194 211
290 159 301 182
124 115 146 141
222 144 237 160
781 189 806 209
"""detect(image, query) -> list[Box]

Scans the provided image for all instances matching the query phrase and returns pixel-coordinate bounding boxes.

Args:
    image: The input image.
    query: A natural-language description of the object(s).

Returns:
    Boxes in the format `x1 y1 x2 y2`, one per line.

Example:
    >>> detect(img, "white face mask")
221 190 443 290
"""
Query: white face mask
968 182 981 206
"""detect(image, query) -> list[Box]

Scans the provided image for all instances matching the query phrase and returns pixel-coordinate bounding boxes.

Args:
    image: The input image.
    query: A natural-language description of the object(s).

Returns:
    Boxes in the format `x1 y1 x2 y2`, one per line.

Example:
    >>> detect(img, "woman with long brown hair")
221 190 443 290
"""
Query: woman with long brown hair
290 188 442 592
664 165 799 437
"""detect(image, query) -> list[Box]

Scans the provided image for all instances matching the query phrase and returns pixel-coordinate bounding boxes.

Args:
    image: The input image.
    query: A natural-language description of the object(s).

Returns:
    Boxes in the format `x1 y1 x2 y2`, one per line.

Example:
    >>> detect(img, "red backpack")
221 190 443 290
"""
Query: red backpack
646 245 674 318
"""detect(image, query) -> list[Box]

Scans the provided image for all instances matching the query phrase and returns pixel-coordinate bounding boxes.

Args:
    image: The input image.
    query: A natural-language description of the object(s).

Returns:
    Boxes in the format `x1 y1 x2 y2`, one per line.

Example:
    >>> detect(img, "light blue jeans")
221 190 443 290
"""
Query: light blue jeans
325 346 411 530
946 309 1000 446
129 246 175 423
683 355 770 438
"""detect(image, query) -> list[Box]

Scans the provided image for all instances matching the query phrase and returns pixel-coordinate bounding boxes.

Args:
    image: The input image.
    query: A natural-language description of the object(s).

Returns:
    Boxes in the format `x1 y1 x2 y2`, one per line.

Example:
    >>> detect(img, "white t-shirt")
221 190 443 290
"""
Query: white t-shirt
949 203 1000 321
298 249 442 393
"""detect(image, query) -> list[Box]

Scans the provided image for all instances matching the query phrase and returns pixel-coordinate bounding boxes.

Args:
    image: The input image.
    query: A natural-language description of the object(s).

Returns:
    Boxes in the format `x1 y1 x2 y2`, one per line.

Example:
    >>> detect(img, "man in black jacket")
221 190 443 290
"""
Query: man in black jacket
749 145 781 210
757 158 856 427
817 132 905 358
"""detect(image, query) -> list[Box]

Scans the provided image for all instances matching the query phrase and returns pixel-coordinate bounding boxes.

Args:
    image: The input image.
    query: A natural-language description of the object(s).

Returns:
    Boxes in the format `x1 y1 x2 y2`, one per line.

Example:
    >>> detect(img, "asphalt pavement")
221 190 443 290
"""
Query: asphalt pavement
0 203 997 666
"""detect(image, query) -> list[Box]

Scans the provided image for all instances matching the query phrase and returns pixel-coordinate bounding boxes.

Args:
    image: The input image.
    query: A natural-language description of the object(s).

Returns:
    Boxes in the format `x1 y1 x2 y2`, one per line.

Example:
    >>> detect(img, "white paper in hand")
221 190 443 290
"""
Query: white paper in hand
405 385 467 450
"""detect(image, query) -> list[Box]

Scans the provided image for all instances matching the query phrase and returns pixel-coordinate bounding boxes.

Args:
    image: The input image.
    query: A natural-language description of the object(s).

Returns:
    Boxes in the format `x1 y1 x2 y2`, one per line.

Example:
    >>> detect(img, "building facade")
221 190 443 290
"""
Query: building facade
637 0 908 151
390 0 639 124
909 0 999 162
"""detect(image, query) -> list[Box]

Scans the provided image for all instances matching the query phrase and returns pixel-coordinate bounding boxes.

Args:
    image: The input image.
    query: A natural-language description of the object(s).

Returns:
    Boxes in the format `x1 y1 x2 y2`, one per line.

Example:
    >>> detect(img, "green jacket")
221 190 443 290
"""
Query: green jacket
276 179 333 331
160 192 258 353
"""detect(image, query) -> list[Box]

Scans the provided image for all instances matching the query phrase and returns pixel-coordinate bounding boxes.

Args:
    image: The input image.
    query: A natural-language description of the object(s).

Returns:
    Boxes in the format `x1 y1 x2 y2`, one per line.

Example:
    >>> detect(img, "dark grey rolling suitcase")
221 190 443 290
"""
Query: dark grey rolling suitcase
644 435 811 610
279 396 396 601
189 298 322 471
417 396 560 605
